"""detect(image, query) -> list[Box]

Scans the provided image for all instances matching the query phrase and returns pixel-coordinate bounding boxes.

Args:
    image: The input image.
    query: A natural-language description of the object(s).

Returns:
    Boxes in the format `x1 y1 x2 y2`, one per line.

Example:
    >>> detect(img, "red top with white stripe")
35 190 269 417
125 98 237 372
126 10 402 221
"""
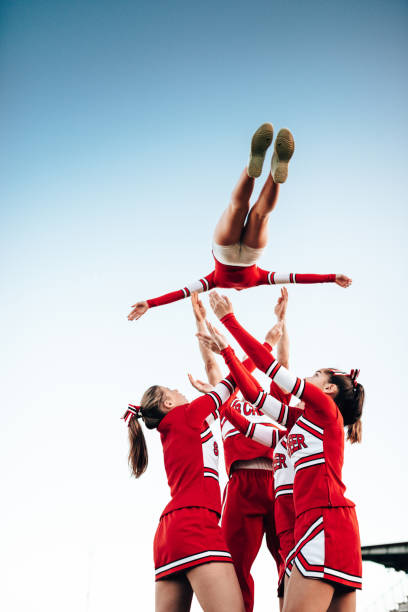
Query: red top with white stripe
220 396 282 475
220 315 356 518
204 343 283 476
223 382 298 534
158 377 235 518
146 256 336 308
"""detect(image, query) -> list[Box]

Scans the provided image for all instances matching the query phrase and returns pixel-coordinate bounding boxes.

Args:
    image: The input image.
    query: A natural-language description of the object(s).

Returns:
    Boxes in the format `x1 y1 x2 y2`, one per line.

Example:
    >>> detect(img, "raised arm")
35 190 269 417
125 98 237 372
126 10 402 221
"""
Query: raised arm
223 403 286 448
127 272 215 320
185 375 237 429
191 293 223 386
256 269 352 288
208 295 335 419
274 287 290 369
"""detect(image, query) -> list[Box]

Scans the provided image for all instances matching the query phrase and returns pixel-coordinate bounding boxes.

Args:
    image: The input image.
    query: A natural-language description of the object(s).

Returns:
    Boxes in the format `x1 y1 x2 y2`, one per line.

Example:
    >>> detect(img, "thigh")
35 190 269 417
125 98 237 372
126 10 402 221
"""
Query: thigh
283 565 334 612
327 590 356 612
187 561 245 612
155 575 193 612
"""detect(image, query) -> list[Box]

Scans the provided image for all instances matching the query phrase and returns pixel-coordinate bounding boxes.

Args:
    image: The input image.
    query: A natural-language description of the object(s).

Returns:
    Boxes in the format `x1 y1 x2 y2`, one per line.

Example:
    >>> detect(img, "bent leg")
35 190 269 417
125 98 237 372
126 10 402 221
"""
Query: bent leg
213 168 255 246
186 562 245 612
327 590 356 612
283 565 335 612
155 575 193 612
241 173 280 249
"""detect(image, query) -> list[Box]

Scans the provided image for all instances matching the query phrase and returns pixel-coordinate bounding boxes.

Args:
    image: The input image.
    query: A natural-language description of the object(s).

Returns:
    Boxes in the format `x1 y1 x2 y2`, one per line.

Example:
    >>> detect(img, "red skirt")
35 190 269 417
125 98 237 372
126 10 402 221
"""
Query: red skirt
154 507 233 580
285 507 362 590
277 528 295 597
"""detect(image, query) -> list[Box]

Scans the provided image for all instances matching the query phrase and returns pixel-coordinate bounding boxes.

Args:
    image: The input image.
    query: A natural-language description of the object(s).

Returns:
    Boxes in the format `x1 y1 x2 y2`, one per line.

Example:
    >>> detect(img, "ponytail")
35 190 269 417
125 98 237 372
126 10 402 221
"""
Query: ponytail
127 385 165 478
128 417 148 478
324 371 365 444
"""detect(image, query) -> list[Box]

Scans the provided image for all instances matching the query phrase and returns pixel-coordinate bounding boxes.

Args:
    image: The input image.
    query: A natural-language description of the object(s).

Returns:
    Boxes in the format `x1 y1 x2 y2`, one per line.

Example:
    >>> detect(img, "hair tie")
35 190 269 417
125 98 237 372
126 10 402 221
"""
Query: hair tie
122 404 143 426
328 368 360 388
349 369 360 388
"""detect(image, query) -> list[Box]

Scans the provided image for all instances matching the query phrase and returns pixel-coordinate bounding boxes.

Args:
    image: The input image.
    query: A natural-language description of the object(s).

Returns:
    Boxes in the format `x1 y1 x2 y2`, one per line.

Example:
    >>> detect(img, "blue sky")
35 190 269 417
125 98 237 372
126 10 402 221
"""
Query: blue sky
1 1 408 610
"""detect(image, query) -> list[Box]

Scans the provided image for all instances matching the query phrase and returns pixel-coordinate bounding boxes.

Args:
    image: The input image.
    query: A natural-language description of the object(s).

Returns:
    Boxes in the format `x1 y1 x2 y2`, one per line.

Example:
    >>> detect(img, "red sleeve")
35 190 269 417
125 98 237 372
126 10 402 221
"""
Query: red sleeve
221 313 273 372
256 268 336 286
269 380 292 404
147 272 215 308
242 341 272 374
301 381 337 421
220 346 263 404
185 375 236 428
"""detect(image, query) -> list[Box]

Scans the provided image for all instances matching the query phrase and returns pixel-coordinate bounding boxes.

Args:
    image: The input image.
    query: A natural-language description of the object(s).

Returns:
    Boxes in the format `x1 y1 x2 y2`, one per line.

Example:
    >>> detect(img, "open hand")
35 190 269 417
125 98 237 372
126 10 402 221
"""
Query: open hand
265 322 283 347
209 291 233 319
205 320 228 351
274 287 288 321
191 292 206 323
188 373 214 394
128 301 149 321
335 274 352 288
197 334 221 355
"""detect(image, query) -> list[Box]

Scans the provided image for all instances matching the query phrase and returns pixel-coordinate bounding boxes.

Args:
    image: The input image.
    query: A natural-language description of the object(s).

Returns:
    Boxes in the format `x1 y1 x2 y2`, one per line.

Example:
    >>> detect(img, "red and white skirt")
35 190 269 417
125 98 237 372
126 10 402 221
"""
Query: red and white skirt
285 507 362 590
154 507 233 580
277 528 295 596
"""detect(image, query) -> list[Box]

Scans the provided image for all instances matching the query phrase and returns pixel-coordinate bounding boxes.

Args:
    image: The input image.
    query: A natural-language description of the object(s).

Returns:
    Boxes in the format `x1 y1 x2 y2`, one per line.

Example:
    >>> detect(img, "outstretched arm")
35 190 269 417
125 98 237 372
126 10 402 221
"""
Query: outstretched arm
208 294 335 419
199 321 301 428
257 269 352 288
186 375 237 429
127 272 215 320
223 403 286 448
191 292 223 386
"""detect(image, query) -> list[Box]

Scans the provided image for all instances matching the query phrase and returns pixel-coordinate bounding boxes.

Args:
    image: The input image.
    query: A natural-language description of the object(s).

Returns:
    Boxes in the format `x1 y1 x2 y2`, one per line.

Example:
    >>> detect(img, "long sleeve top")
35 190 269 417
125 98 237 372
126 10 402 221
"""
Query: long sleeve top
146 256 337 309
219 314 355 517
158 376 236 518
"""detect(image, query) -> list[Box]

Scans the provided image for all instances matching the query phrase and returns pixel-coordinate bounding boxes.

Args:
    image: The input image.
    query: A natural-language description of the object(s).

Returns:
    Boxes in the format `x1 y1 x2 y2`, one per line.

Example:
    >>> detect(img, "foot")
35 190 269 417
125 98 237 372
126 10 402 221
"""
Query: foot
247 123 274 178
271 128 295 183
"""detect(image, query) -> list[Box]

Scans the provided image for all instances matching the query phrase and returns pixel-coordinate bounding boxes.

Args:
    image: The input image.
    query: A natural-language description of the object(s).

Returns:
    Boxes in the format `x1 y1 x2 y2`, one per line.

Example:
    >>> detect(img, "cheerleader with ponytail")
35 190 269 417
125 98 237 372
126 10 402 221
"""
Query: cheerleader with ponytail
123 382 245 612
199 291 365 612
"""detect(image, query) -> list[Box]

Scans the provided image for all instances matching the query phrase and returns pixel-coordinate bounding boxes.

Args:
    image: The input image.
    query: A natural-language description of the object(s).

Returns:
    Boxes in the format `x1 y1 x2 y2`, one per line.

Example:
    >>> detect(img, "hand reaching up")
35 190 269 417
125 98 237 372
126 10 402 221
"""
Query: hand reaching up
209 291 234 319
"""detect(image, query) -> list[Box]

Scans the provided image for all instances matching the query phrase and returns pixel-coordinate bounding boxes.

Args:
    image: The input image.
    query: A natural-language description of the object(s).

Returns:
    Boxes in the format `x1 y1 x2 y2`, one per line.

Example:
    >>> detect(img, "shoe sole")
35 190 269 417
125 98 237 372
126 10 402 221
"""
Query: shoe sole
247 123 274 178
271 128 295 183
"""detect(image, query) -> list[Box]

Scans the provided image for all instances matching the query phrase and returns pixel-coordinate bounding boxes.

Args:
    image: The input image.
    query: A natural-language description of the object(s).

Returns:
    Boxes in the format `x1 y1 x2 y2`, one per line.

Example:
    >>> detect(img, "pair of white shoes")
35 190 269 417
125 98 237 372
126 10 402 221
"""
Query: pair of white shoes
248 123 295 183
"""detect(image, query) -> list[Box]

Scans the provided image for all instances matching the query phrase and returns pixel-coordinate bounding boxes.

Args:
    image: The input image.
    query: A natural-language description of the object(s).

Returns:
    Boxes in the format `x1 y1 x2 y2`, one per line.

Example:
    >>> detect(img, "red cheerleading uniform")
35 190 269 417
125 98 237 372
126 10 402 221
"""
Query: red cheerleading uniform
203 347 282 611
219 315 362 591
153 377 236 580
222 399 297 596
146 255 337 309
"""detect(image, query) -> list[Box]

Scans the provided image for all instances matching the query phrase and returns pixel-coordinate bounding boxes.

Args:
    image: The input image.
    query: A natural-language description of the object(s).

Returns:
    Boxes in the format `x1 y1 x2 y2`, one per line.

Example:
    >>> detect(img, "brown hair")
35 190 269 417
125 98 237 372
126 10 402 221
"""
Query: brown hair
128 385 165 478
324 370 365 444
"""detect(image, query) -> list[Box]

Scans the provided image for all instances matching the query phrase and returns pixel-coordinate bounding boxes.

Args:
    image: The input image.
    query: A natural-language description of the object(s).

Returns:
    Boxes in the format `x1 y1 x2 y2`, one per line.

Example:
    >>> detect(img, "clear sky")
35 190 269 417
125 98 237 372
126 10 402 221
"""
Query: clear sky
1 1 407 610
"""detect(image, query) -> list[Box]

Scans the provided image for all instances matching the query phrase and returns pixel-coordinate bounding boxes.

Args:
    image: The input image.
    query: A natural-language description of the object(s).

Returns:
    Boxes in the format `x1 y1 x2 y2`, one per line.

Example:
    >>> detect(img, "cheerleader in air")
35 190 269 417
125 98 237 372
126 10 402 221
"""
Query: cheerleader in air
128 124 351 321
123 375 245 611
189 291 288 612
200 291 364 612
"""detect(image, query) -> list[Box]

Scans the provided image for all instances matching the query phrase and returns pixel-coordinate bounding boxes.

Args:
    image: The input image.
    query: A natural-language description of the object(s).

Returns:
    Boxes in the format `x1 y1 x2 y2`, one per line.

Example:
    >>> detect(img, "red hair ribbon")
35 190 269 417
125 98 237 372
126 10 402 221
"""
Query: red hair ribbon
328 369 360 388
349 369 360 388
122 404 143 426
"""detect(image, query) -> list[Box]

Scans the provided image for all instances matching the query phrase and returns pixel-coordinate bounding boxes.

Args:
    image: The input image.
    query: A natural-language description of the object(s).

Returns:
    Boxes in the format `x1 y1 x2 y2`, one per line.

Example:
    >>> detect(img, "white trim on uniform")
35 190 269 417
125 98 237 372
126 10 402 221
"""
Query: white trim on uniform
155 550 232 575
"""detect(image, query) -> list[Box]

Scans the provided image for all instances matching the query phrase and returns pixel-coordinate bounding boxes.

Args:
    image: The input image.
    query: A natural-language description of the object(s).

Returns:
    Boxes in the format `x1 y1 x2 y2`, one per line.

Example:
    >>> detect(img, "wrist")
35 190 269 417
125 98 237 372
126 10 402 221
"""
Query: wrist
220 312 235 324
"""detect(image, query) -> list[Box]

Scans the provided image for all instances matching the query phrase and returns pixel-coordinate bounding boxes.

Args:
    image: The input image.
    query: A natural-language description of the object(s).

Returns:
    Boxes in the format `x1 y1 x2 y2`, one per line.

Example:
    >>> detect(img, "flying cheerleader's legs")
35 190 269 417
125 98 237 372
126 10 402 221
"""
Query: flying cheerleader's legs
213 124 294 266
212 123 272 248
